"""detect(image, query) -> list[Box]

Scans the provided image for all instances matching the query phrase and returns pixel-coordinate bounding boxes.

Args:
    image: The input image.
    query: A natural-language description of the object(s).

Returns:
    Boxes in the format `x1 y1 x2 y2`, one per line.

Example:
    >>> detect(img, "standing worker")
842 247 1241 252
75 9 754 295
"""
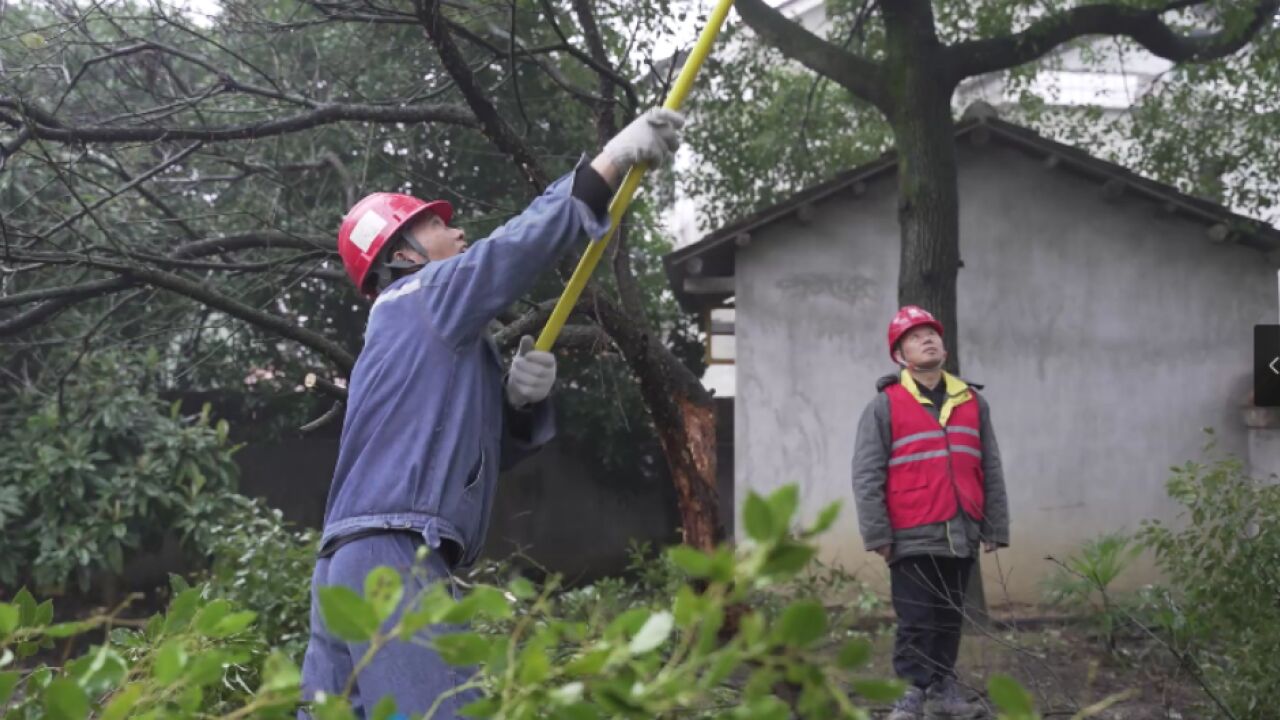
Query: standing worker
299 108 687 719
851 306 1011 720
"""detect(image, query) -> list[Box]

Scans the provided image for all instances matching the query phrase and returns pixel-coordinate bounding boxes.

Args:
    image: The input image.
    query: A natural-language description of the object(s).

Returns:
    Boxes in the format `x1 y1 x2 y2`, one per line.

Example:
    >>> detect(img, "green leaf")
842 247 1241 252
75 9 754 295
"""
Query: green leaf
744 493 776 543
164 588 202 634
153 639 187 683
673 585 700 628
508 577 536 600
0 604 19 637
399 583 455 638
668 546 712 577
444 586 512 624
260 651 301 694
34 600 54 628
44 678 89 720
45 621 91 638
185 651 231 688
70 645 127 696
100 684 144 720
13 589 36 627
518 645 550 684
629 611 674 655
851 678 906 703
370 695 398 720
762 542 817 577
319 586 380 643
988 674 1035 714
776 600 826 648
209 611 258 638
766 485 800 530
735 696 790 720
708 547 736 583
554 702 603 720
169 574 191 595
605 608 651 641
364 566 405 623
565 648 610 677
0 671 19 705
807 501 842 536
434 632 492 666
193 599 232 635
836 638 872 669
702 649 740 689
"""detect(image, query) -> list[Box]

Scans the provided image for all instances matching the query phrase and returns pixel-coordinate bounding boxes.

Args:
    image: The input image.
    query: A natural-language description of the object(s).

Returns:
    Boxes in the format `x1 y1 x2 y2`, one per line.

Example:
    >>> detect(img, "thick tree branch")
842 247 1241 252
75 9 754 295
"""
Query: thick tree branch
170 232 334 258
734 0 891 113
947 0 1279 81
414 0 550 190
1 233 339 340
41 254 356 372
0 277 133 310
0 95 476 144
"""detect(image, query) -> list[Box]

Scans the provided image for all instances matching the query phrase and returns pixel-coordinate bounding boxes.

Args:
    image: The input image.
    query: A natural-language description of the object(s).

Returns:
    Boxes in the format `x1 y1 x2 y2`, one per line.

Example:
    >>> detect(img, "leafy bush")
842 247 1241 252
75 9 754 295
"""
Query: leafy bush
0 485 1055 719
201 495 318 665
0 354 242 594
1140 448 1280 718
1042 532 1141 650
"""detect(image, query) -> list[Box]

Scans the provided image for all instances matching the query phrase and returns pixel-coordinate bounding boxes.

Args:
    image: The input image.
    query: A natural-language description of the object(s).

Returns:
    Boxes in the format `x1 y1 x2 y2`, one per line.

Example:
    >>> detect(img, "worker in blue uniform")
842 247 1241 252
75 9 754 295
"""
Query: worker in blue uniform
298 107 686 719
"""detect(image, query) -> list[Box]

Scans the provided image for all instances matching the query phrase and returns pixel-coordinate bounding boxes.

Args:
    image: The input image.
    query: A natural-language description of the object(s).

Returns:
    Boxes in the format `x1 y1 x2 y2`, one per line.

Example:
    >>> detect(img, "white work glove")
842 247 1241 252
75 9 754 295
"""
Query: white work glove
506 336 556 408
601 107 685 174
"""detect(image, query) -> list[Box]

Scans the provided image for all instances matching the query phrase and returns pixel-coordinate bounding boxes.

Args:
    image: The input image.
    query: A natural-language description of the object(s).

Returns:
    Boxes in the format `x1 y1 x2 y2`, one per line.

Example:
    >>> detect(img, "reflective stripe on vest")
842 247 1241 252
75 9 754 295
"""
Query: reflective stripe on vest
884 380 986 530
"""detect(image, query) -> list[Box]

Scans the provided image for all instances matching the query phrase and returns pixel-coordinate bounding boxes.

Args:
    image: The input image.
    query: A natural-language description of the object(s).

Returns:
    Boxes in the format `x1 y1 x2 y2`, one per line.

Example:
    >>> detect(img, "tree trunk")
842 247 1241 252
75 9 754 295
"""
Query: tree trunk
882 0 988 624
882 0 962 375
591 298 720 550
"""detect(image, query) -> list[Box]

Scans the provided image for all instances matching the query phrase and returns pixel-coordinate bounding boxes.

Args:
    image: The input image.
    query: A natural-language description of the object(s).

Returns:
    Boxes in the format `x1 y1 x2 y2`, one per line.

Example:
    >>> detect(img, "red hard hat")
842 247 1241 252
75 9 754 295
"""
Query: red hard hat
886 305 944 361
337 192 453 297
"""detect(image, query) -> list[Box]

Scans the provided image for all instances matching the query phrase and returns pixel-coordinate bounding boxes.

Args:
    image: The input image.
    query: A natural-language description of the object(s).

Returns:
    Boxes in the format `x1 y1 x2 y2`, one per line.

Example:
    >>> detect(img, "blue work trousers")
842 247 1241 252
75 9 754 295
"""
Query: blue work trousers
299 533 479 719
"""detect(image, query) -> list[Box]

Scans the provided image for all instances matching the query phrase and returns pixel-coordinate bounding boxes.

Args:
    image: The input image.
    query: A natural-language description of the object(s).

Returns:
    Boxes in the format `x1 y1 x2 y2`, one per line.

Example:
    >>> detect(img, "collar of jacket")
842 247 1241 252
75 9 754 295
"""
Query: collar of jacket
899 368 972 426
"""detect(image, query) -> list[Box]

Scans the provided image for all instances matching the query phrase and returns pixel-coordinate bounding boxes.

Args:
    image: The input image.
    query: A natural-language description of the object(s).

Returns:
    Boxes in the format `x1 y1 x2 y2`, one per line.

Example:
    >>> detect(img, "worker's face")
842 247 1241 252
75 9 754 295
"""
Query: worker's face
398 212 468 263
898 326 946 369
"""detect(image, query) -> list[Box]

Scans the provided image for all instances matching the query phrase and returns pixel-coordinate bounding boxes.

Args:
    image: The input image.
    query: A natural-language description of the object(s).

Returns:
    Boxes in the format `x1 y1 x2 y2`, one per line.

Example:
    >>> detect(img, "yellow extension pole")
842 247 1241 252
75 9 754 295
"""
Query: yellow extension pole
535 0 737 351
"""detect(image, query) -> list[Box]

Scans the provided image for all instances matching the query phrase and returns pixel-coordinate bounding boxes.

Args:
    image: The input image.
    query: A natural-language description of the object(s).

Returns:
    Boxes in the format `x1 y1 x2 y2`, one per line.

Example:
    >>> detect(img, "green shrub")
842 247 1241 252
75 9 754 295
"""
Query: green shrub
1140 447 1280 718
1042 532 1141 650
0 484 1054 719
0 355 241 594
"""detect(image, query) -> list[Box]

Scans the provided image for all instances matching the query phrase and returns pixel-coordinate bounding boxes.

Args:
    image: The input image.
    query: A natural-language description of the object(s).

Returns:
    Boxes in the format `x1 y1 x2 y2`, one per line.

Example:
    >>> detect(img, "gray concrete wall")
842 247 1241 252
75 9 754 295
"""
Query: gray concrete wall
734 142 1275 602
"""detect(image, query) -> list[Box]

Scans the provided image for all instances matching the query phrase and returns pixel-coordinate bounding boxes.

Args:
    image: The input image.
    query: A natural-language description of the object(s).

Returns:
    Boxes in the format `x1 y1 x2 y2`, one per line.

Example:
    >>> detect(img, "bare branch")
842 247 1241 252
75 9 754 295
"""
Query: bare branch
734 0 891 113
40 142 203 239
0 95 476 144
947 0 1279 81
414 0 550 190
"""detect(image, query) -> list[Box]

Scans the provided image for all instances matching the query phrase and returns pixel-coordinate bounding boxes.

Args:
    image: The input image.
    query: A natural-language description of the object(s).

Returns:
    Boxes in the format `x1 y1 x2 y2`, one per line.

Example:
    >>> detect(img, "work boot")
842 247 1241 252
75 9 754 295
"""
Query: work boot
886 685 926 720
925 676 982 718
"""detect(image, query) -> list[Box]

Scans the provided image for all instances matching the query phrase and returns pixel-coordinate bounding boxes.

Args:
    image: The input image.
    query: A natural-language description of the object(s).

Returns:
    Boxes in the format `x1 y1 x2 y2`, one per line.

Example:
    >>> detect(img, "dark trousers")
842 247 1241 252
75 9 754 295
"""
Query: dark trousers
890 554 974 688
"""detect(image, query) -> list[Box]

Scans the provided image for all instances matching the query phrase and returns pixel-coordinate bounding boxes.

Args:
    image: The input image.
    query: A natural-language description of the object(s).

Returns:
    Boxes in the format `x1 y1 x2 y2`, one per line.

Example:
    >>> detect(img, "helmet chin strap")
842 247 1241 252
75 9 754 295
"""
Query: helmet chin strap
373 233 433 291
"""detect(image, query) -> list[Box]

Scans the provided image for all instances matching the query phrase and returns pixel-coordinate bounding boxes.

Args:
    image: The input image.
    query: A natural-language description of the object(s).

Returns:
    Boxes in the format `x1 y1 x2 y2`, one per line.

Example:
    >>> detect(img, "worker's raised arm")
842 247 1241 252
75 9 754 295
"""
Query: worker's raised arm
425 109 684 346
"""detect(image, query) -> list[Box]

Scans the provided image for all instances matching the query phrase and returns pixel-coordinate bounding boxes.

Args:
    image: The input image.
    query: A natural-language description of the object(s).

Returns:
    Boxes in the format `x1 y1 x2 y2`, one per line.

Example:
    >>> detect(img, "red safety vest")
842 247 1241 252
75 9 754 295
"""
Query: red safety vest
884 379 985 530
